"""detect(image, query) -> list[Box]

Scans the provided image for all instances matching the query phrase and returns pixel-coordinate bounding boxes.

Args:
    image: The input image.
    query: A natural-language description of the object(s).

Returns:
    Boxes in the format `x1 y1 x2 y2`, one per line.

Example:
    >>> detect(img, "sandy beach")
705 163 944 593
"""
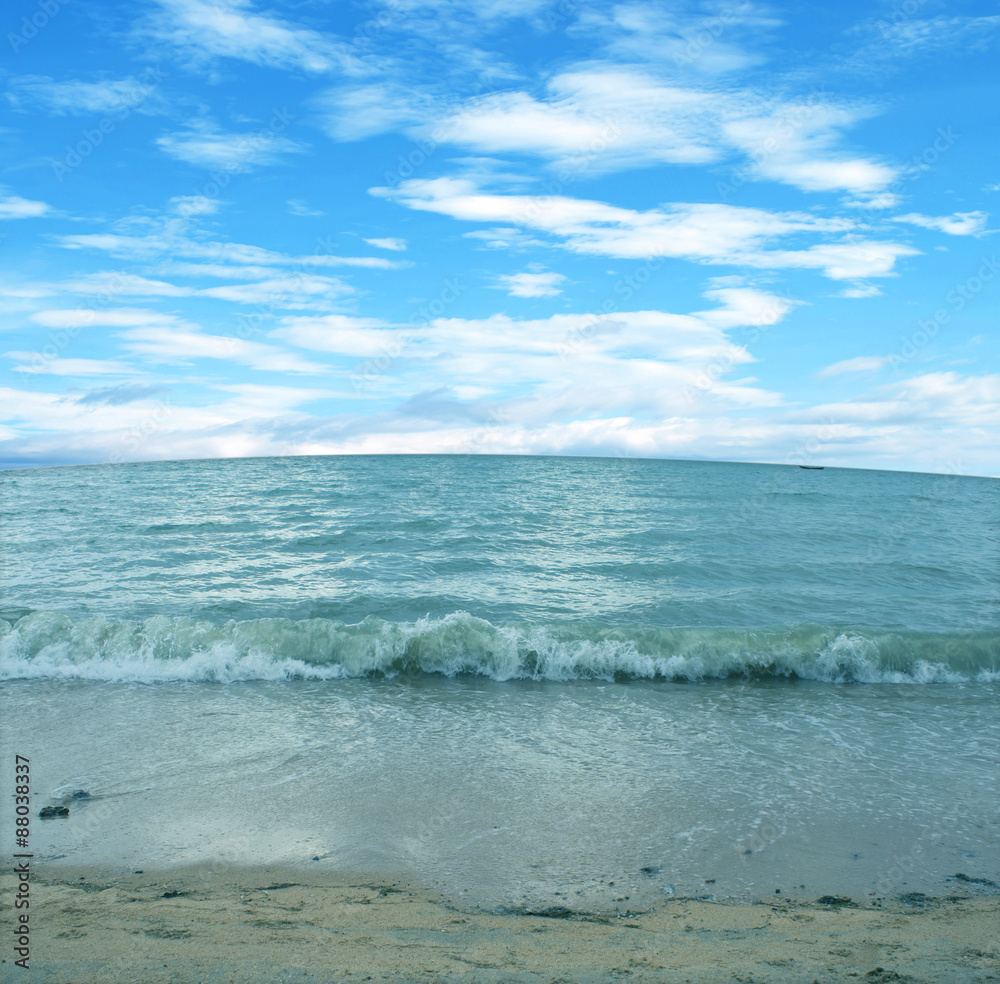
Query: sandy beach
3 865 998 984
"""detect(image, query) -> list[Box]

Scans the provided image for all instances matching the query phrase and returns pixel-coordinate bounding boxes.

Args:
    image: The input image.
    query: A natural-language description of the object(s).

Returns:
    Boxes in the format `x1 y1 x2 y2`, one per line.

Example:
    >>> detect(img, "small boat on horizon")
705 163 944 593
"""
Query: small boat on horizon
799 465 824 470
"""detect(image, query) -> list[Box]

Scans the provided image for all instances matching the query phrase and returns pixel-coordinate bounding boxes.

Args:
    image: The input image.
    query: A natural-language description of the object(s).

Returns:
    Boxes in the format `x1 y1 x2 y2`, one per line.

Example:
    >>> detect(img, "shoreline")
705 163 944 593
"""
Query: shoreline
3 864 998 983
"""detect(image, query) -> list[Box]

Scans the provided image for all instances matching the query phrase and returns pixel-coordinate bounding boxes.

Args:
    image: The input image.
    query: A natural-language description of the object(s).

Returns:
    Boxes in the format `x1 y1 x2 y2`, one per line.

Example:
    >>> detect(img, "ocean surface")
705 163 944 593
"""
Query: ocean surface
2 455 998 909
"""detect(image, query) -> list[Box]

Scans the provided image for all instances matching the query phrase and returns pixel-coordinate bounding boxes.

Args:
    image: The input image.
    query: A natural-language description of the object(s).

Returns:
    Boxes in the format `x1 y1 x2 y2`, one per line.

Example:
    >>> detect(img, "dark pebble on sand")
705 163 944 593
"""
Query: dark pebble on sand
516 906 576 919
161 891 185 898
744 849 752 855
39 806 69 819
70 790 91 800
312 856 320 861
817 895 853 907
952 873 998 887
640 866 661 875
134 871 143 874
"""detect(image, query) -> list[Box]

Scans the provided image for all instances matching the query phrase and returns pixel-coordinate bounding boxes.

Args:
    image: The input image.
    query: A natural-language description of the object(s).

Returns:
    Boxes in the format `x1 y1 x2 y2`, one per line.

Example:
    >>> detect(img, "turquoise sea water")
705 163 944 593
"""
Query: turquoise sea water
2 455 998 682
1 456 998 908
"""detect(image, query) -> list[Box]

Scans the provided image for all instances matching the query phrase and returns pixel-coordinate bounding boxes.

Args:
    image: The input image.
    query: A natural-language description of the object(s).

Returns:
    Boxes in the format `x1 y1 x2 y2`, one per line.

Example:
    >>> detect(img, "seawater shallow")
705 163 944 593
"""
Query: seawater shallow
4 675 997 912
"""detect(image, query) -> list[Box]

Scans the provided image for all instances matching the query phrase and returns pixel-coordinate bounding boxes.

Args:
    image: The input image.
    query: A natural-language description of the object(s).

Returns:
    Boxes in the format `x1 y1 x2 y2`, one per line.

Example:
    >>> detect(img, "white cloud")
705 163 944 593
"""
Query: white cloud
892 211 988 236
154 262 286 280
156 120 305 171
839 282 882 299
427 75 715 170
861 15 1000 58
355 67 900 195
426 70 719 172
148 0 350 73
169 195 220 216
463 227 548 250
0 193 51 220
373 177 824 250
694 286 798 328
271 314 398 357
5 353 141 376
57 220 404 276
30 274 355 319
21 306 327 370
300 254 407 270
0 384 334 466
271 286 794 417
886 371 1000 423
752 240 918 281
495 270 566 297
588 2 781 75
367 0 550 20
364 237 407 251
288 199 324 217
817 356 890 378
58 273 192 297
794 372 1000 474
314 83 435 141
209 382 333 412
842 192 901 210
198 274 353 309
119 325 328 374
4 363 998 474
76 384 170 406
721 103 897 194
0 281 54 301
373 177 916 280
311 56 899 195
7 73 165 115
30 307 183 329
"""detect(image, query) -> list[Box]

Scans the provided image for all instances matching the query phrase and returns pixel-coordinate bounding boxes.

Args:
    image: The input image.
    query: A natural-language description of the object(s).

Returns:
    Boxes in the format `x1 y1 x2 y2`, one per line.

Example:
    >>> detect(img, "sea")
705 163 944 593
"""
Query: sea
2 455 998 911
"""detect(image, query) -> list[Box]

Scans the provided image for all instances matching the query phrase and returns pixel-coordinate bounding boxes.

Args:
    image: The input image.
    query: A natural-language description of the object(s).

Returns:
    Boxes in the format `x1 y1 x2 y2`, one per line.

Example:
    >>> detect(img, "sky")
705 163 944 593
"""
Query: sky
1 0 998 474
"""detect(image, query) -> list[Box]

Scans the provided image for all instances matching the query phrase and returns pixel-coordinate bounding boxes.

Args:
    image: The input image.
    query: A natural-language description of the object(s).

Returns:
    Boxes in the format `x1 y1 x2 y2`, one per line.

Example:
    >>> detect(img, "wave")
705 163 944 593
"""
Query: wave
1 611 998 685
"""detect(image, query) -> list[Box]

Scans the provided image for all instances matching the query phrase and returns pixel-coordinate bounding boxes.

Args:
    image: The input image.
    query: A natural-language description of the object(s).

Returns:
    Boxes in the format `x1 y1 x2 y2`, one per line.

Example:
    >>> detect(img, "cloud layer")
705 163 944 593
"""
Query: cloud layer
1 0 997 475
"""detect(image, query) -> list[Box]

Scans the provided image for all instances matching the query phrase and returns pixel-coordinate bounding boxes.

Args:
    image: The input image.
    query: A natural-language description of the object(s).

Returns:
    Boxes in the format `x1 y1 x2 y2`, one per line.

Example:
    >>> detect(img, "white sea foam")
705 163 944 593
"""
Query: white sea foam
1 612 997 685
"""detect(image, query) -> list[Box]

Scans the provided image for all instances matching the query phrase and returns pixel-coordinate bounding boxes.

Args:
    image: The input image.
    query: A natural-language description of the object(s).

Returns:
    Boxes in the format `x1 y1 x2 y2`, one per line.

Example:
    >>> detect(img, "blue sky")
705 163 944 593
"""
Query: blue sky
1 0 998 473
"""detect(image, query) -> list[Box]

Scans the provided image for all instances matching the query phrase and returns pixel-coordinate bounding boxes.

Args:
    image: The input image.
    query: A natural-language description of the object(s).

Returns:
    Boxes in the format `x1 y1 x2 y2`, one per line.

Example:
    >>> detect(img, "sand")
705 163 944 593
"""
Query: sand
3 866 999 983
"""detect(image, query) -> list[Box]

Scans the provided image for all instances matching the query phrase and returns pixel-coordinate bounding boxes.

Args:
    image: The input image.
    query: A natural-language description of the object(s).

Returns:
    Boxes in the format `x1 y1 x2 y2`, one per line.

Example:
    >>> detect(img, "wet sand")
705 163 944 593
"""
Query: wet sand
3 865 998 983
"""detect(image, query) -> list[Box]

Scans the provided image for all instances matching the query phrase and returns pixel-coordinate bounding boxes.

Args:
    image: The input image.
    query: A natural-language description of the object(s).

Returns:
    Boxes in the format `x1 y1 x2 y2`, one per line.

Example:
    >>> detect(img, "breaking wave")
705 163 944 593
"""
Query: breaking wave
2 611 998 685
